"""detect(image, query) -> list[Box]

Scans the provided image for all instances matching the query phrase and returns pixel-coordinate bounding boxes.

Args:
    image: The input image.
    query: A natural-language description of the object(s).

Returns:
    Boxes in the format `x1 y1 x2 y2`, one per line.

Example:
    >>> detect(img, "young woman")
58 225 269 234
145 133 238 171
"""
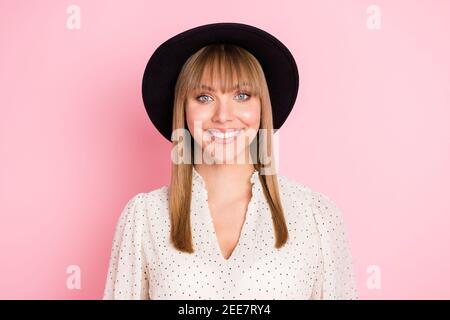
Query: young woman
103 22 358 300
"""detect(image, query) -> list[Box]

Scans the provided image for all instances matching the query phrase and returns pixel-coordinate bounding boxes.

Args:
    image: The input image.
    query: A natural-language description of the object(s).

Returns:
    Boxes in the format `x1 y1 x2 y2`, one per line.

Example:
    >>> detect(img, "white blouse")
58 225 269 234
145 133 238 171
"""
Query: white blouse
103 167 358 300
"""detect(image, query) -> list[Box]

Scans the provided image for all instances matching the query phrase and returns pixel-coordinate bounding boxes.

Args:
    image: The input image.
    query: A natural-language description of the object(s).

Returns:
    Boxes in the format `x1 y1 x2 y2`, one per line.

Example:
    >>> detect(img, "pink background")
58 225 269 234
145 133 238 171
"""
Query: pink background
1 0 449 299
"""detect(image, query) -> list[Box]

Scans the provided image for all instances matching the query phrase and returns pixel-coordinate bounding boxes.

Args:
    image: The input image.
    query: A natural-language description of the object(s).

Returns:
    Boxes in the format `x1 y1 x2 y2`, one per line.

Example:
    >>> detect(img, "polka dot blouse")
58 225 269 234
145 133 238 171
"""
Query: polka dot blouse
103 167 358 300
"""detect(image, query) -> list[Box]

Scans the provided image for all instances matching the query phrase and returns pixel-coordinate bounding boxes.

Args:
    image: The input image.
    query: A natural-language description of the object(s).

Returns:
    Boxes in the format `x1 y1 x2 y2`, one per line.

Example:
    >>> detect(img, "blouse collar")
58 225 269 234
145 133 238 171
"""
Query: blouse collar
192 166 261 201
190 166 263 259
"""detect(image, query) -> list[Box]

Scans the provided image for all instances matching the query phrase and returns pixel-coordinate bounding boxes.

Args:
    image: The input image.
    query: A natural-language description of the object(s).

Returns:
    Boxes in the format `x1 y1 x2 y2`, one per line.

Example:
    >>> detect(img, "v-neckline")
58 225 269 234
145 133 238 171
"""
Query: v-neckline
205 190 257 262
192 166 260 263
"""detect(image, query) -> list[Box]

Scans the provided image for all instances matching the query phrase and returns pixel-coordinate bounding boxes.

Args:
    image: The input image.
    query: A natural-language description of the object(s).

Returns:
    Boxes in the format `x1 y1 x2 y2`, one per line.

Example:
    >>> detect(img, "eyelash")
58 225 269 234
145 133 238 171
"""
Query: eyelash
195 91 252 103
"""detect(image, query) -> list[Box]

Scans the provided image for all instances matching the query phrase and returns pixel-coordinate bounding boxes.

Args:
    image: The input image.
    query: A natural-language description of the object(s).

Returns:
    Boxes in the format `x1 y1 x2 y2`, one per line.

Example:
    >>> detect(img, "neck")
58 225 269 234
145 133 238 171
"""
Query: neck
194 164 256 202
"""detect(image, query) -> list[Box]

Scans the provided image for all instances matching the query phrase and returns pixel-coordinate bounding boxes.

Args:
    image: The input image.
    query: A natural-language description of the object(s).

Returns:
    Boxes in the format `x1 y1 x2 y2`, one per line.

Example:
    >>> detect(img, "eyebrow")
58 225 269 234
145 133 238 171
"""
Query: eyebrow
195 82 252 93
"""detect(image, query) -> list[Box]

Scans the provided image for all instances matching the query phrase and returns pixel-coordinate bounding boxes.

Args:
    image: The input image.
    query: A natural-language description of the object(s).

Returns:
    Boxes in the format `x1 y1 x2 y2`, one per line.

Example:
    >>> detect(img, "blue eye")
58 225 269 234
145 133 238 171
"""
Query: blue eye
195 92 251 103
235 92 251 101
196 95 213 103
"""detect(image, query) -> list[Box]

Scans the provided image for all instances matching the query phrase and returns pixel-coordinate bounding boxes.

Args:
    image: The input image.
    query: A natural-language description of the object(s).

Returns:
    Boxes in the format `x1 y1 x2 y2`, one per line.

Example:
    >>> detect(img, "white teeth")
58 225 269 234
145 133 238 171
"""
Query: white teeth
207 129 242 139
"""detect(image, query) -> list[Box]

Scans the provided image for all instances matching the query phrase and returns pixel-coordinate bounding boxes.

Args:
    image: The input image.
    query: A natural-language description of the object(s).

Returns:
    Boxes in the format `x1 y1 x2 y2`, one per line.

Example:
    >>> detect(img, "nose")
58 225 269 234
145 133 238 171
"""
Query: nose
211 96 233 123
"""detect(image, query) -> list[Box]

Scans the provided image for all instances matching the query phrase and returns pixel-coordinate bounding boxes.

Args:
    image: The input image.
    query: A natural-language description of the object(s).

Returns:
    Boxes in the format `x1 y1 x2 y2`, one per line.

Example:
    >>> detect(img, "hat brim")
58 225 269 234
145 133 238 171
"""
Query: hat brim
142 22 299 142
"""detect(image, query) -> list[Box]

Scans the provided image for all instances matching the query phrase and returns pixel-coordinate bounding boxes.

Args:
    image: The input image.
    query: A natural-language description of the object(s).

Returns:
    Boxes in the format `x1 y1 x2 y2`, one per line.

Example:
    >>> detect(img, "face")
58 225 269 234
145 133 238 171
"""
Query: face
185 79 261 164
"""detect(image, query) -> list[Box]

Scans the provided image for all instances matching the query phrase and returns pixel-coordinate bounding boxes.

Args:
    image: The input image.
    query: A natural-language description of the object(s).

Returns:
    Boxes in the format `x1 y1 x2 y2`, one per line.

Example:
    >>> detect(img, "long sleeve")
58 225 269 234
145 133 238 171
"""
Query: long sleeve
103 193 150 300
310 191 358 300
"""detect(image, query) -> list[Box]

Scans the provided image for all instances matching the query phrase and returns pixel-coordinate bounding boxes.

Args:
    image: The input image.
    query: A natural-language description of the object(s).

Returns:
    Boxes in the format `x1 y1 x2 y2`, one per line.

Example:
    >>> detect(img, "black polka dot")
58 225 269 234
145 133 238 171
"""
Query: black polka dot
102 167 358 300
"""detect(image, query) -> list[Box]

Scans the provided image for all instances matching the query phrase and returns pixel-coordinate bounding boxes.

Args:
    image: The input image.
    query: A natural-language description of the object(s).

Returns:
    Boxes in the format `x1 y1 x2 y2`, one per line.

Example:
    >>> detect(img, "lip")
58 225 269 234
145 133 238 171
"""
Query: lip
205 128 243 144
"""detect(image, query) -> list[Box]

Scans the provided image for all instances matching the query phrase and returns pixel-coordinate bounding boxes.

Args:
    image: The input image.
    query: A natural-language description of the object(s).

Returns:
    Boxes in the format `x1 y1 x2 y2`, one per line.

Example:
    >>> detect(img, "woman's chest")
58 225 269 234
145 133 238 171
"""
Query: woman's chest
146 212 322 299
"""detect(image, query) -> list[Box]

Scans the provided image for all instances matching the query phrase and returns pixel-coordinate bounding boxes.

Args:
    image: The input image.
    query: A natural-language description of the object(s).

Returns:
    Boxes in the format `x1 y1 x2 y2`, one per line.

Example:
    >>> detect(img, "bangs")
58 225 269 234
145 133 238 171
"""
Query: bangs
184 44 264 97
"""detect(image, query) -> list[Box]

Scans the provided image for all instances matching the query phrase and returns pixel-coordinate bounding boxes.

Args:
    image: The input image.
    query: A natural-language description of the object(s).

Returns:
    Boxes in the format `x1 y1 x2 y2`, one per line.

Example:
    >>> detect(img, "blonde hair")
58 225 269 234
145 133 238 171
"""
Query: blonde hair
169 43 288 253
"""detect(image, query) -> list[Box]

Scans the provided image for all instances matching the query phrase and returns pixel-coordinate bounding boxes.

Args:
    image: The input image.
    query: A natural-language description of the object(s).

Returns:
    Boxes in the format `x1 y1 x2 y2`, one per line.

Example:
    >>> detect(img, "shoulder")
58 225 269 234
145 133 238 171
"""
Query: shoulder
114 192 147 229
130 185 170 208
276 173 310 191
276 173 343 220
276 173 333 209
275 173 312 201
117 185 170 225
141 185 170 207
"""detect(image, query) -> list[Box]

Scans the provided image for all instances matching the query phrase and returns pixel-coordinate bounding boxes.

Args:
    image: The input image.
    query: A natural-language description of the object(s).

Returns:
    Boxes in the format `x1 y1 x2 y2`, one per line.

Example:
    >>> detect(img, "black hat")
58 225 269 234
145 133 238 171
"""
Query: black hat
141 22 299 142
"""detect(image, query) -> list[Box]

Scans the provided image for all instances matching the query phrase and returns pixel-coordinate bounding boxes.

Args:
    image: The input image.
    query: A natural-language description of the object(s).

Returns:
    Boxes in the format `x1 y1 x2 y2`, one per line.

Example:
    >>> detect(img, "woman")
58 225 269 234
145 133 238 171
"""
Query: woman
103 22 358 300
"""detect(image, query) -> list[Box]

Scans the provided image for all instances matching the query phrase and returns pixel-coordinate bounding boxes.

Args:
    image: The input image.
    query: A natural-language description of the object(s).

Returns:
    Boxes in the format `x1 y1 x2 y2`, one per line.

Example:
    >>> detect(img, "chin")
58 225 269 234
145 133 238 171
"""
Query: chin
210 148 250 164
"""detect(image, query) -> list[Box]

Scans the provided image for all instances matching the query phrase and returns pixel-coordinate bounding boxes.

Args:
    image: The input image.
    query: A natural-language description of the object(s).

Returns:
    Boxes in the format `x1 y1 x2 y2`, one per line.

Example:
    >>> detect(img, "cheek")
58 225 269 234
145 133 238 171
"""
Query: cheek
185 105 211 131
238 103 261 129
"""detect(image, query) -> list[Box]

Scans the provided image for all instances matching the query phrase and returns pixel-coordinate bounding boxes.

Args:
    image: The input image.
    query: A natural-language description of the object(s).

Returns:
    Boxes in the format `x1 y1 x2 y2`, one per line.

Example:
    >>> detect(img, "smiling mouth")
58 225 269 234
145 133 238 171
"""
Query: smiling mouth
205 128 243 144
